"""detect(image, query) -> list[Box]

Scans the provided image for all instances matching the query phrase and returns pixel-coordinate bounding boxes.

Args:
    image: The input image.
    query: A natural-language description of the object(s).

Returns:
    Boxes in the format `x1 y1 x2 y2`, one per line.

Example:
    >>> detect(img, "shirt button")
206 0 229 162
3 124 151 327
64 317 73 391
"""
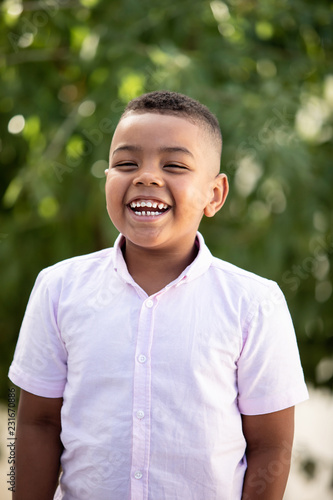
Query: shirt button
136 410 145 419
138 354 147 363
134 471 143 480
145 299 154 308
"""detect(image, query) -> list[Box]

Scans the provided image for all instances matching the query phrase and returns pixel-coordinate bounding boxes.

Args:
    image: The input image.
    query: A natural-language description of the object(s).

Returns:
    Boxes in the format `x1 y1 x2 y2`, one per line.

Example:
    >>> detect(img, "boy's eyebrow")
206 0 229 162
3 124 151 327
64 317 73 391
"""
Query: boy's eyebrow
112 145 194 157
159 146 194 157
112 145 142 156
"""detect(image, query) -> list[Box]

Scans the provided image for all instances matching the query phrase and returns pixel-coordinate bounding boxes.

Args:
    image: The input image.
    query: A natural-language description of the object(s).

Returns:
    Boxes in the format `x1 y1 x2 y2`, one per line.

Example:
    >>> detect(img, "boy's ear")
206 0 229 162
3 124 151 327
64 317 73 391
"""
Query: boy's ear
204 173 229 218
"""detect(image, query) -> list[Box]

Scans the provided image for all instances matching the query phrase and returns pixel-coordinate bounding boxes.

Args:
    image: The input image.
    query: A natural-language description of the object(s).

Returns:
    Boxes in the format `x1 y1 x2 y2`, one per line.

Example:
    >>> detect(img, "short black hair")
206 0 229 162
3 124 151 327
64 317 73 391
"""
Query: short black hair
121 90 222 155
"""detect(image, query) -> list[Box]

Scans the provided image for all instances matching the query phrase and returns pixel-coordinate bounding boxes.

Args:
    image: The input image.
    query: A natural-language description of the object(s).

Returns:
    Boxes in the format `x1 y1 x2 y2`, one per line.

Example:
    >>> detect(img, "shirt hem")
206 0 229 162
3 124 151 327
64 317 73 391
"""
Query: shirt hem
238 385 309 415
8 365 65 398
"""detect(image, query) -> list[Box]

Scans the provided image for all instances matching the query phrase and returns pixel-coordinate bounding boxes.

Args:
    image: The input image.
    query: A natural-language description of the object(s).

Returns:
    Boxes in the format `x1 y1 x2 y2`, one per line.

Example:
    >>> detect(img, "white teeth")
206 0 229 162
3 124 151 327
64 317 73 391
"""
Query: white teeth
134 211 163 216
129 200 169 210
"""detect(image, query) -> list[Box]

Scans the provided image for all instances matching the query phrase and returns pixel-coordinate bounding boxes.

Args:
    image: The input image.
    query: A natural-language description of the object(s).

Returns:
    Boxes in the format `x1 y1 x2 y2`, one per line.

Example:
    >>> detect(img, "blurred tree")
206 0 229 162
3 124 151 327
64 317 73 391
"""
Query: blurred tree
0 0 332 400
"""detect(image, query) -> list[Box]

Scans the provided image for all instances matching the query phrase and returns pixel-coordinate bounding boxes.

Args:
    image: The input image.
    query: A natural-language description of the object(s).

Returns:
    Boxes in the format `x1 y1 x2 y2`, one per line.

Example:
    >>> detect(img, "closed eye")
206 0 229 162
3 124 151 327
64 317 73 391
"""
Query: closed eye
112 162 138 170
164 164 188 171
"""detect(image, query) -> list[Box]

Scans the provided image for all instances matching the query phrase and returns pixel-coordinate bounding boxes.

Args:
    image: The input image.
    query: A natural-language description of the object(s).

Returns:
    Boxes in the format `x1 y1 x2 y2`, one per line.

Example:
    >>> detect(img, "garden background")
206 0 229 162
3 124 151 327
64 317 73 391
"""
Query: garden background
0 0 332 497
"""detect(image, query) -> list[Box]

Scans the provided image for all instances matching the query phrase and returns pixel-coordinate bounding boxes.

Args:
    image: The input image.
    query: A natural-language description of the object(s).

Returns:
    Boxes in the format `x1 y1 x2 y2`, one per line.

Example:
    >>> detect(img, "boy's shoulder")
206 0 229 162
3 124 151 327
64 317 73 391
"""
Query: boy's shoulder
46 247 113 269
211 254 271 284
209 254 280 300
39 247 115 284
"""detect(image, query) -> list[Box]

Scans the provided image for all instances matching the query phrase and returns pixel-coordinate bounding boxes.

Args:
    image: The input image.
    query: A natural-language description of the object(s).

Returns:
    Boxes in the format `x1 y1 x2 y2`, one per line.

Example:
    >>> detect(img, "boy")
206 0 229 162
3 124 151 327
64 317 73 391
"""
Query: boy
9 91 308 500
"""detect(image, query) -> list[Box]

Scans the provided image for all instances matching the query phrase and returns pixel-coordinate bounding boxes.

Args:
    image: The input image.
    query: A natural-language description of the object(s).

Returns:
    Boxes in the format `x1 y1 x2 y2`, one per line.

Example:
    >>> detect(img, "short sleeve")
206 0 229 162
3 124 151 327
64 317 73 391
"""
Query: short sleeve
8 270 67 398
237 282 309 415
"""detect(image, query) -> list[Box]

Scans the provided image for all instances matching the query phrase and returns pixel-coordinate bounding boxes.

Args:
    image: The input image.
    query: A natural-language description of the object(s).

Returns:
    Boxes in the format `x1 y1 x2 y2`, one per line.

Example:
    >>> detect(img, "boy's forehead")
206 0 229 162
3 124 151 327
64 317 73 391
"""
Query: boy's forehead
111 111 213 150
110 111 221 175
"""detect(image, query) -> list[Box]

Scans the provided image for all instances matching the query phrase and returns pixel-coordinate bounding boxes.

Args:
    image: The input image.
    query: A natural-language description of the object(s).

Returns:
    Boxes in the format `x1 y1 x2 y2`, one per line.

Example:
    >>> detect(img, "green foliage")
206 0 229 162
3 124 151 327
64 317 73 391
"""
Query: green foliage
1 0 333 399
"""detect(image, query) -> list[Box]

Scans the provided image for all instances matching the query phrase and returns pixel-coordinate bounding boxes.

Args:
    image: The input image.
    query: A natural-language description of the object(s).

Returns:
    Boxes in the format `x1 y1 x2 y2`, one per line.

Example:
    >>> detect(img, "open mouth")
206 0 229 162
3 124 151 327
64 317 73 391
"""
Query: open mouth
128 199 170 217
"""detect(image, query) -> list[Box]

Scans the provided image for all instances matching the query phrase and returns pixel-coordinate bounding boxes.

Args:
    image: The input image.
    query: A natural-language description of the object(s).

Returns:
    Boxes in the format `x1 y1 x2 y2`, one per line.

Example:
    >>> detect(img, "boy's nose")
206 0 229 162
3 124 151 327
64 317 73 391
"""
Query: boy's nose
133 166 164 187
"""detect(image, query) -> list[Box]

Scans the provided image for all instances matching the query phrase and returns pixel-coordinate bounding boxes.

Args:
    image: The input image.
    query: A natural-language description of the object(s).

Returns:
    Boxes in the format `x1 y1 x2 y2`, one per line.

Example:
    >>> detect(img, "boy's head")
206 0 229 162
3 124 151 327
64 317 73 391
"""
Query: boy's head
120 91 223 162
106 91 228 254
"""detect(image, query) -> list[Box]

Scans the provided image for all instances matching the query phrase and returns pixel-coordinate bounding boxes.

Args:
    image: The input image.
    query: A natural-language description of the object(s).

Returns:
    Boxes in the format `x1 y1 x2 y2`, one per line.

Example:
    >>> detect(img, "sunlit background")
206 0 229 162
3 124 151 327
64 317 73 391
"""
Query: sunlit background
0 0 332 497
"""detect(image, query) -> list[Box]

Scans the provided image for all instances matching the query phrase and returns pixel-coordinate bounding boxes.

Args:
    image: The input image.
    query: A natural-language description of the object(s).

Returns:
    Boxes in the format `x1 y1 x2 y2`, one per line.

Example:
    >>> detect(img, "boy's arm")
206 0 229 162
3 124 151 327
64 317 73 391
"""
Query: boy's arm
241 406 294 500
13 389 63 500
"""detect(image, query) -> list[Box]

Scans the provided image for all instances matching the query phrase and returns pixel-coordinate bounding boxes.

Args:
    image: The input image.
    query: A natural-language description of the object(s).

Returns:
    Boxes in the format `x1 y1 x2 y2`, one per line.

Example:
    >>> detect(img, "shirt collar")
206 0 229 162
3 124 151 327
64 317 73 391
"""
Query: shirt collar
113 231 213 290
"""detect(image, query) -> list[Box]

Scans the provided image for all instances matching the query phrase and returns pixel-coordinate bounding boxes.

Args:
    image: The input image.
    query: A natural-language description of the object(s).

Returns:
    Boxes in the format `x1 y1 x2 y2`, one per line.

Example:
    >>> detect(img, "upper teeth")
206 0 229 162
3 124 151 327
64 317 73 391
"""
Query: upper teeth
130 200 168 210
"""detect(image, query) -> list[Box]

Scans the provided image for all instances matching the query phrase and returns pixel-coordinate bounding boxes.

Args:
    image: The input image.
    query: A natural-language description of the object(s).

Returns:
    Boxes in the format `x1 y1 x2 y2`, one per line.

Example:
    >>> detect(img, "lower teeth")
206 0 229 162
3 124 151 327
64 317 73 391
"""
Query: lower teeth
134 211 162 216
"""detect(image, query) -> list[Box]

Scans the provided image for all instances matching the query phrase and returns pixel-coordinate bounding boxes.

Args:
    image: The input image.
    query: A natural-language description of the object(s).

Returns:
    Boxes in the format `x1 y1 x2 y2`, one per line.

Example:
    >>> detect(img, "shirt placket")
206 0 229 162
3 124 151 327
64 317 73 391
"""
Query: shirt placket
130 296 156 500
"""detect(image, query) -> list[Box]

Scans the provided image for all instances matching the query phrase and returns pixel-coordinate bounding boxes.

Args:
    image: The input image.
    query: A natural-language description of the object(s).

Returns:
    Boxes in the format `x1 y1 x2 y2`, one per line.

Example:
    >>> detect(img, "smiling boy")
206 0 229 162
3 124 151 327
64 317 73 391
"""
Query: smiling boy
106 106 227 295
9 91 308 500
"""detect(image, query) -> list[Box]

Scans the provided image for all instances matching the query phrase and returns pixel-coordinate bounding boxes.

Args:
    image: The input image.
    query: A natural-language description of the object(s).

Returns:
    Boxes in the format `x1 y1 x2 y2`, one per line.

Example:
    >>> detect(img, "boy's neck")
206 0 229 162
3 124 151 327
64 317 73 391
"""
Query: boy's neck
122 238 199 296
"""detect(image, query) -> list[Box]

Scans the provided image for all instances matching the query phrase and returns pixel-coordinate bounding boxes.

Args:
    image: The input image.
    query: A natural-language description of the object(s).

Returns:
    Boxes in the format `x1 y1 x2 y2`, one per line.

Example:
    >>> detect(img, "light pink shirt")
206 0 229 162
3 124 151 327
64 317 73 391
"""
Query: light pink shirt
9 232 308 500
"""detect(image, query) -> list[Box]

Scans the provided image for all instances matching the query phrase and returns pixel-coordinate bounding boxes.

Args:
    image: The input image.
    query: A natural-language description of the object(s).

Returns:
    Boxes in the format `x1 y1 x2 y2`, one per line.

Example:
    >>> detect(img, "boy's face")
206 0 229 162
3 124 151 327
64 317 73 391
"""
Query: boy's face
105 112 228 254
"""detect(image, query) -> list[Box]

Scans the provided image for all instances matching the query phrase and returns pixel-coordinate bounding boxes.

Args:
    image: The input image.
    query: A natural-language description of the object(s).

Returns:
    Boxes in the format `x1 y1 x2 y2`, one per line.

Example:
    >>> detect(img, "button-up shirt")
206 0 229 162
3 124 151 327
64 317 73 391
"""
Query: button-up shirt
9 232 308 500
